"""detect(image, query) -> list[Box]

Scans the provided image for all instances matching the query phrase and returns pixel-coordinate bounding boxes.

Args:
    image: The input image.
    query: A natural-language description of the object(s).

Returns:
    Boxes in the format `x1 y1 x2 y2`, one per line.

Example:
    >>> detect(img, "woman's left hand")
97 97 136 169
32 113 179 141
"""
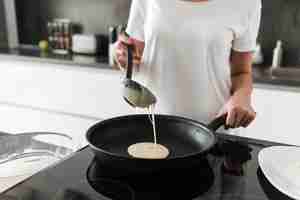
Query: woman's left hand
222 94 256 128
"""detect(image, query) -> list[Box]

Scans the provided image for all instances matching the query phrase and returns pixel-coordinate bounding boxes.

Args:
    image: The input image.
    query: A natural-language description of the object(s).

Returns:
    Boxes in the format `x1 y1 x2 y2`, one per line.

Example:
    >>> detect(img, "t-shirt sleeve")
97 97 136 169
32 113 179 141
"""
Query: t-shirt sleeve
232 0 262 52
126 0 147 41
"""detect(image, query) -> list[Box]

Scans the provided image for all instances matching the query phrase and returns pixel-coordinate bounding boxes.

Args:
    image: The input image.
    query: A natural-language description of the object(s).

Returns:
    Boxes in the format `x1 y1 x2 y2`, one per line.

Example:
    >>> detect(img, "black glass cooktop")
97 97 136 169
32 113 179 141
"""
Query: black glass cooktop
0 134 295 200
87 156 214 200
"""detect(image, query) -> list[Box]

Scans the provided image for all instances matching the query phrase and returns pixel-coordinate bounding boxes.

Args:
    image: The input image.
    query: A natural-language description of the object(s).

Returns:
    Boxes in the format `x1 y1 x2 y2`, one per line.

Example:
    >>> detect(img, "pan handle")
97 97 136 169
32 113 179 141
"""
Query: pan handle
207 114 228 132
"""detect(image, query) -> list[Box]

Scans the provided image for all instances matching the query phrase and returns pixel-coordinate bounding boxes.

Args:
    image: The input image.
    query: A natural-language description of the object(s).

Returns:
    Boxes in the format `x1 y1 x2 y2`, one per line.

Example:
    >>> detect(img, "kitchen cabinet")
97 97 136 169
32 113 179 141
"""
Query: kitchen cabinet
242 86 300 146
0 59 136 119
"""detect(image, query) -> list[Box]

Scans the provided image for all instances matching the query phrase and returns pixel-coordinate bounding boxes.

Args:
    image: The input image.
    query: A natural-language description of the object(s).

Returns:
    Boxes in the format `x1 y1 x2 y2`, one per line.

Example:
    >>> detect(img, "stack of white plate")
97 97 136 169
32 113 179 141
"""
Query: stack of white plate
258 146 300 200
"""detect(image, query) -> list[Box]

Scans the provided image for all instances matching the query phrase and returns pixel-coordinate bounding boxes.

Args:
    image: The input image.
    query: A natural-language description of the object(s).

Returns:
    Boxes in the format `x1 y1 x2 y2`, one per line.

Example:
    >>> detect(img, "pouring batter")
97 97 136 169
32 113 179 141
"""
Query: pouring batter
128 104 170 159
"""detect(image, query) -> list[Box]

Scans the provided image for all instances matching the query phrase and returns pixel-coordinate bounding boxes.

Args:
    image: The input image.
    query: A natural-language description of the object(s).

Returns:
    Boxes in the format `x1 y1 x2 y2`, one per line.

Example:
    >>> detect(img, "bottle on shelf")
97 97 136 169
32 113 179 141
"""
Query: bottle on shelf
47 22 54 49
63 22 72 51
253 43 264 65
272 40 283 69
47 19 72 55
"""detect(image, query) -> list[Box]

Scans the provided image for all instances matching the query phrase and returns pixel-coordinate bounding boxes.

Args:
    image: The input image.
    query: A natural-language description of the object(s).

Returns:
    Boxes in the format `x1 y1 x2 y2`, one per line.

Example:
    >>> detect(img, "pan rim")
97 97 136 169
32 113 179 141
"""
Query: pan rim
85 114 217 160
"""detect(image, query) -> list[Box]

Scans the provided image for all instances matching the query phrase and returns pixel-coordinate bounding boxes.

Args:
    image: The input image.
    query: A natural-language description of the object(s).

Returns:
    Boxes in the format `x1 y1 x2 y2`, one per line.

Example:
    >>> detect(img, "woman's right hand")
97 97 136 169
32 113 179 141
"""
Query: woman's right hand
114 34 144 71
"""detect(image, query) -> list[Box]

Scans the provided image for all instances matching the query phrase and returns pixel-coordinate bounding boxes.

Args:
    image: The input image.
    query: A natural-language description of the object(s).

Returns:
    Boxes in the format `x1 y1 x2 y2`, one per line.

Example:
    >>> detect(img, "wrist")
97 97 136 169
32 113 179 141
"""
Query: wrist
231 88 252 100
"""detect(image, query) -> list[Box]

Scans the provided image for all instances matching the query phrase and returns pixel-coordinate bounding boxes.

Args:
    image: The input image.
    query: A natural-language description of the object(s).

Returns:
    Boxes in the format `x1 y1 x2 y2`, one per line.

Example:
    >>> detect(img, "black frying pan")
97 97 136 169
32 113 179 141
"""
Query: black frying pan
86 114 226 174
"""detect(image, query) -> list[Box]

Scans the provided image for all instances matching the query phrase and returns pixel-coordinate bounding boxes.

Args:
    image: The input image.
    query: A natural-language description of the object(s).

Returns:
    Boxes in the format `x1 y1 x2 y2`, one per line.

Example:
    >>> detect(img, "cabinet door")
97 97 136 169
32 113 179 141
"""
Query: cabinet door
0 60 136 119
242 87 300 146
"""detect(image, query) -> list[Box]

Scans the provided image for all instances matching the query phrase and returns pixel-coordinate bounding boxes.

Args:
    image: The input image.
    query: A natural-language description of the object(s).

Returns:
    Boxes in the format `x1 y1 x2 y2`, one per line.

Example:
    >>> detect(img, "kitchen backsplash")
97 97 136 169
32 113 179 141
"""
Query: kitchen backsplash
0 1 8 48
15 0 131 45
2 0 300 65
259 0 300 66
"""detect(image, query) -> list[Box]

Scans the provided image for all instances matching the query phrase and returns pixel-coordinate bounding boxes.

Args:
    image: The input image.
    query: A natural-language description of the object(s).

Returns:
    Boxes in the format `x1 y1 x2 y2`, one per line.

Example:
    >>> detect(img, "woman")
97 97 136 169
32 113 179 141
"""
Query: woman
116 0 261 174
116 0 261 129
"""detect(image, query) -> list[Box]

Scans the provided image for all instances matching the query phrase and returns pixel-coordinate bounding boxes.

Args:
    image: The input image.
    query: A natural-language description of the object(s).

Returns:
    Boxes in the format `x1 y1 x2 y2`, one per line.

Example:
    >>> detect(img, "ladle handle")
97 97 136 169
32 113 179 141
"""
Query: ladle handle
126 44 134 80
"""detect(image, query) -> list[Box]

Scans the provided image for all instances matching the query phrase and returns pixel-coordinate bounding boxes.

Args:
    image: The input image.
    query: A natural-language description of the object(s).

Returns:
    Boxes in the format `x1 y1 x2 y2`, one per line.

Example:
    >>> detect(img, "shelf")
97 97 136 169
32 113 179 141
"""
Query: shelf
0 46 115 70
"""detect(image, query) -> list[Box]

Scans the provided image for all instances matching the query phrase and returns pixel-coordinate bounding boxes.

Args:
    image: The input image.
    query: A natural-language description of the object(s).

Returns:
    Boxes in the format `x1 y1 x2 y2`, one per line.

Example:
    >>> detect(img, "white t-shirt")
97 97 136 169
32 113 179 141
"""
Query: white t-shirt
126 0 261 124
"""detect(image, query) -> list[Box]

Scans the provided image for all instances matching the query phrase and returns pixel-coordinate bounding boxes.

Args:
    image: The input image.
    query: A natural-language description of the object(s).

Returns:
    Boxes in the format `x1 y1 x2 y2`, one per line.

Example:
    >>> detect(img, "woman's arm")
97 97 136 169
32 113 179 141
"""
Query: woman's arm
224 50 256 128
230 51 253 98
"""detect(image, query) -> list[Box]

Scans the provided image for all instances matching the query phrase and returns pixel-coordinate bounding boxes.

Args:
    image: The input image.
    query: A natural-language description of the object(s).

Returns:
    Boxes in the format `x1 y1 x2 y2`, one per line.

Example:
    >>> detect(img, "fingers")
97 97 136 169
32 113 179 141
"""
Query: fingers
226 108 237 128
118 33 134 44
115 47 126 71
234 110 246 128
226 107 256 128
115 36 142 69
243 112 256 128
240 114 249 128
116 50 141 66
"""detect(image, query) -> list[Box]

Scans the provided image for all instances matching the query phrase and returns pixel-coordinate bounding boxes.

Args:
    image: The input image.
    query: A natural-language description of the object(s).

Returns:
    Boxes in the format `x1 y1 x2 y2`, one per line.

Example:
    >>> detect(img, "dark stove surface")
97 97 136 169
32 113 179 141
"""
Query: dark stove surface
0 135 295 200
87 157 214 200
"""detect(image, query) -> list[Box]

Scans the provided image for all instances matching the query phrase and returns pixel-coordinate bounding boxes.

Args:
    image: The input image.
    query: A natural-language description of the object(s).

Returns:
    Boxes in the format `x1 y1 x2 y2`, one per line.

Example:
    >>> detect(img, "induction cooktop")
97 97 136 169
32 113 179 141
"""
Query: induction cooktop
87 157 214 200
0 135 294 200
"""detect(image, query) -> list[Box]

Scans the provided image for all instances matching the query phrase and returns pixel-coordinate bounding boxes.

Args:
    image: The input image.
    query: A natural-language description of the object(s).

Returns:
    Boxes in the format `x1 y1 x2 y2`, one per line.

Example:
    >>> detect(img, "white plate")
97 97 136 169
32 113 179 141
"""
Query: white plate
258 146 300 200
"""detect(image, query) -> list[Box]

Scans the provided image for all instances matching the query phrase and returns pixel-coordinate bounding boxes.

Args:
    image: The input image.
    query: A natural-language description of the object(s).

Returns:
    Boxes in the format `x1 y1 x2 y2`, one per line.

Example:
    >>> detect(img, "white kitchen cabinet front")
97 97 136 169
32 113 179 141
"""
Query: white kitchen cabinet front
0 58 300 146
242 86 300 146
0 59 137 119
